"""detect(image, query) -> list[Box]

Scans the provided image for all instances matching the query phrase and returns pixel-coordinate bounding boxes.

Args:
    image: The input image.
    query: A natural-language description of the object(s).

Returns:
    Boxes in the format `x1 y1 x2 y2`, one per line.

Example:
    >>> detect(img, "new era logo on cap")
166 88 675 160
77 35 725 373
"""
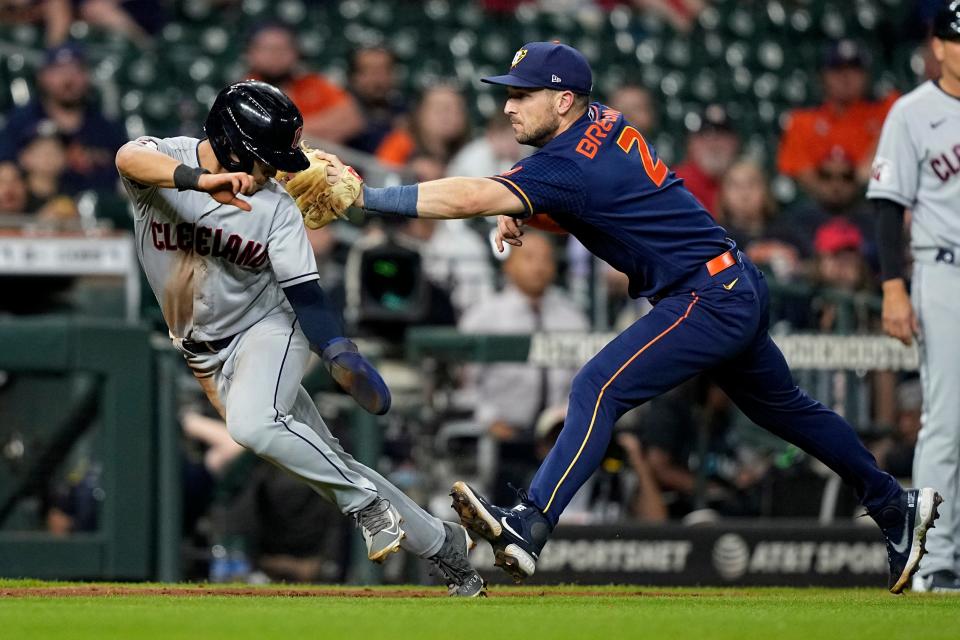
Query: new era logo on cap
481 41 593 95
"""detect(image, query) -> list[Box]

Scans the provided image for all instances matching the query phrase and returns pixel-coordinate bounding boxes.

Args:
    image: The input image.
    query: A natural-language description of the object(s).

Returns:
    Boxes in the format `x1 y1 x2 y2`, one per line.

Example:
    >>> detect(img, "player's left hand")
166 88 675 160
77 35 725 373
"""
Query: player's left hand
495 214 525 252
197 171 257 211
881 279 919 346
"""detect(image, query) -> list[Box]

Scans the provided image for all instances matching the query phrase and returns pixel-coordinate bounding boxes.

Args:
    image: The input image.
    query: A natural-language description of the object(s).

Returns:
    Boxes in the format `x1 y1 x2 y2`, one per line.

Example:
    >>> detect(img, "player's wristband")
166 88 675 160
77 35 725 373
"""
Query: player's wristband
173 164 211 192
361 184 419 217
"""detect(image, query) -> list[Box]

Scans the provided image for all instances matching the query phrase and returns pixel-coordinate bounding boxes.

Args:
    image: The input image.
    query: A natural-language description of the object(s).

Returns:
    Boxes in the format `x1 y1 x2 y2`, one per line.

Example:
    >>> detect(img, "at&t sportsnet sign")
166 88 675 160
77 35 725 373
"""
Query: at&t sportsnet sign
477 523 888 586
710 534 886 581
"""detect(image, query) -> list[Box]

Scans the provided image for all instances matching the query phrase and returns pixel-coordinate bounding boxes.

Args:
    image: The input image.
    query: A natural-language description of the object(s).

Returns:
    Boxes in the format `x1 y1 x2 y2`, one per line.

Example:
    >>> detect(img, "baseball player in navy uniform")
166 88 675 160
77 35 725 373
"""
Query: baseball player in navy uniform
115 81 484 596
870 3 960 592
325 42 942 594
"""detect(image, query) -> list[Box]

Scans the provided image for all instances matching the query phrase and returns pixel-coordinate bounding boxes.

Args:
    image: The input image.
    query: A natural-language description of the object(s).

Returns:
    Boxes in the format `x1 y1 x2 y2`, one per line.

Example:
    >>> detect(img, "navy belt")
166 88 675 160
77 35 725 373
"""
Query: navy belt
181 335 234 354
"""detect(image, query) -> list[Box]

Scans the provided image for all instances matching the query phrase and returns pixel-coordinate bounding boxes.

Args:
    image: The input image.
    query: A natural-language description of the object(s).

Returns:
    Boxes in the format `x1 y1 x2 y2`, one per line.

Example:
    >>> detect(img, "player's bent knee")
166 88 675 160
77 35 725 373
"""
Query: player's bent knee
226 417 278 454
570 362 607 397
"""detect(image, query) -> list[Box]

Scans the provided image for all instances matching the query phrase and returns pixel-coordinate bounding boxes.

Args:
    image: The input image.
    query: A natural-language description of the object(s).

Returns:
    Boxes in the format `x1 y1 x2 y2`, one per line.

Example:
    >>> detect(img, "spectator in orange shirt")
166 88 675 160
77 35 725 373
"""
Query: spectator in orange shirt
375 85 471 172
777 39 897 201
244 22 364 144
673 103 740 216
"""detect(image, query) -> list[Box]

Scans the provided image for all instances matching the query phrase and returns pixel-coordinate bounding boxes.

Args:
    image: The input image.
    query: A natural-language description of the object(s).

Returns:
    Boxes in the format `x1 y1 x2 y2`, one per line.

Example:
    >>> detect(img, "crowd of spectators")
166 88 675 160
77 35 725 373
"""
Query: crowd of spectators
0 1 939 580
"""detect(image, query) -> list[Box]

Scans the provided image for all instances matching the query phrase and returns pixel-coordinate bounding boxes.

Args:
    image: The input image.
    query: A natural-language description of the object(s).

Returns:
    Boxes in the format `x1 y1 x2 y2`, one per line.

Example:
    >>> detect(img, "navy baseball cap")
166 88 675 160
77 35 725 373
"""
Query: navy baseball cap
481 42 593 95
42 42 86 68
933 1 960 41
822 39 869 69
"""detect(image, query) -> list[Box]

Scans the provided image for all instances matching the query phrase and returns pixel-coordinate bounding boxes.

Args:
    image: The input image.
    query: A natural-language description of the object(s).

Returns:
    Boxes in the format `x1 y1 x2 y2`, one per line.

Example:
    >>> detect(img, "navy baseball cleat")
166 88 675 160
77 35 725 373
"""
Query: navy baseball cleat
450 481 552 583
321 338 392 415
871 487 942 594
429 522 487 597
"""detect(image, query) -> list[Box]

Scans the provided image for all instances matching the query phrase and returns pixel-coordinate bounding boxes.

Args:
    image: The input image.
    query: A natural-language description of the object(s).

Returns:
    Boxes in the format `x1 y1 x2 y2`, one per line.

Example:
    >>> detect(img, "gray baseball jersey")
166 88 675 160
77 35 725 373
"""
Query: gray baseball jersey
868 80 960 580
867 81 960 253
121 135 320 340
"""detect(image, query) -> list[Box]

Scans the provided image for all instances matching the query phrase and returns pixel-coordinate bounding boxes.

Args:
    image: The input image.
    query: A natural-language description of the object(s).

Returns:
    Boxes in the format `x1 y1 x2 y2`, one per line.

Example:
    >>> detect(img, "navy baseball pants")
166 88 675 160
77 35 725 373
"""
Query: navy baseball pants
528 255 902 525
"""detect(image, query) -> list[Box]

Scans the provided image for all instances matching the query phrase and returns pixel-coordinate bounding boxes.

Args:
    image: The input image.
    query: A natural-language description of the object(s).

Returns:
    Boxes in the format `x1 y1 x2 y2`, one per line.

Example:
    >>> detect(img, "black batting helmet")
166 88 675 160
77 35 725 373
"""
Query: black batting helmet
933 1 960 41
204 80 310 174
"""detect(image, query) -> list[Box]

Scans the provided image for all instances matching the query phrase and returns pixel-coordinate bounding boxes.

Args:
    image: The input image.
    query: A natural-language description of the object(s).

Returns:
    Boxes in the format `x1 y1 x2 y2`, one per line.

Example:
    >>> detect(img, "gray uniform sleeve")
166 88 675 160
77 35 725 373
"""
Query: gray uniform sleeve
267 198 320 287
120 136 209 223
866 102 920 207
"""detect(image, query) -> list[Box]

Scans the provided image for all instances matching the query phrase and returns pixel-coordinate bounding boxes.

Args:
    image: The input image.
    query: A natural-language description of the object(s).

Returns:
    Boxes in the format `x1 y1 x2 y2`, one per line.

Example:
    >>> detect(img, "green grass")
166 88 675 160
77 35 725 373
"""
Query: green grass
1 581 959 640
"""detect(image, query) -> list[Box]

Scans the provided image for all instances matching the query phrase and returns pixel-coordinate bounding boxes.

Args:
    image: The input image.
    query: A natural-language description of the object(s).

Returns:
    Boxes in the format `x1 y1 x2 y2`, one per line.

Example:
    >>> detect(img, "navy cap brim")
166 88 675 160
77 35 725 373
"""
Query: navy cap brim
481 73 546 89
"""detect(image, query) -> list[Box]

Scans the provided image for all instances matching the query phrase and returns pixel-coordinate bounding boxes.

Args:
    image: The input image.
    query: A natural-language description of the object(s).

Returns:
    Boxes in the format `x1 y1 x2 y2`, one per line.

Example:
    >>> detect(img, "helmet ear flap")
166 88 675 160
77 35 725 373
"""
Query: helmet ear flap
205 107 254 173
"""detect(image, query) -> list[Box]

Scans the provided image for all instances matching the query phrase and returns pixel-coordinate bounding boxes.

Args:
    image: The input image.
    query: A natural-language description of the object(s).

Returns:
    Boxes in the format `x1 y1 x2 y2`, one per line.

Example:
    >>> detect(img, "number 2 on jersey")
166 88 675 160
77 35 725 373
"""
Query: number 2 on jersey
616 126 668 187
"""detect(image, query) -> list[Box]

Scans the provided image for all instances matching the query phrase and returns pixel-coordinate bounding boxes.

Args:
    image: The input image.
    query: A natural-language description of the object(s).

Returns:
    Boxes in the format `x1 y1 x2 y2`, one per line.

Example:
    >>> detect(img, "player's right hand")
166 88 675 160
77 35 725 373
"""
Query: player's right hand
881 279 919 346
495 214 525 252
197 172 257 211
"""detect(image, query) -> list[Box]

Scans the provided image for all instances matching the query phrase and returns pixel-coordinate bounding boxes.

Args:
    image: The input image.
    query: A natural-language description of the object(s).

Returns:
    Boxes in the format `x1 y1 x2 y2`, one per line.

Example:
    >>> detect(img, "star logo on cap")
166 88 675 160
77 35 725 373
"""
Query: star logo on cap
511 49 528 68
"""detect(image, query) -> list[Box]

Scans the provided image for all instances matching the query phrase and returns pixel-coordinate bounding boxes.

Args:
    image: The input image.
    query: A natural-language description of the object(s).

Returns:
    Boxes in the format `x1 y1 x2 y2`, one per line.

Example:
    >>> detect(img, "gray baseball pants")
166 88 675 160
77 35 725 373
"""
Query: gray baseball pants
179 309 445 559
913 260 960 575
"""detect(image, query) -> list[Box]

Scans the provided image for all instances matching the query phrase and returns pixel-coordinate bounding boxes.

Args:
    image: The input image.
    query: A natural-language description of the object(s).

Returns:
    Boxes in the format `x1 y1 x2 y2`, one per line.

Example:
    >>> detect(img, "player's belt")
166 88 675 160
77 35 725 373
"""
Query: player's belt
935 247 958 265
181 335 235 354
650 247 741 303
705 250 736 276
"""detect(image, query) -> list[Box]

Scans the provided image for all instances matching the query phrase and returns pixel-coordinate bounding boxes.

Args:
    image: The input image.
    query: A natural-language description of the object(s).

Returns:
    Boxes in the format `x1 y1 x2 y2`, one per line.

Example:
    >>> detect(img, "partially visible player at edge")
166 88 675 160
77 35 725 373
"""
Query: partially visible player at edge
115 80 484 596
869 2 960 593
323 41 941 594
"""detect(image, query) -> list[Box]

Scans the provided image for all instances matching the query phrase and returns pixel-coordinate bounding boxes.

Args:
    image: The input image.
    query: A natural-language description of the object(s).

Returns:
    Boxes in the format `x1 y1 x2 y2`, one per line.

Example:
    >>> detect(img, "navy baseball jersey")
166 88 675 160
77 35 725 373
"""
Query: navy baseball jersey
489 102 730 298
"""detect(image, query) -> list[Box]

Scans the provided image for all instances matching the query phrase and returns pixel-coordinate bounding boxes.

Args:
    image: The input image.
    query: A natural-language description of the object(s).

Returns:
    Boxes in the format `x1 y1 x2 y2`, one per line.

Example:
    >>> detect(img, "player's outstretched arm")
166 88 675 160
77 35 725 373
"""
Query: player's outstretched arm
356 176 527 220
115 141 257 211
317 148 525 219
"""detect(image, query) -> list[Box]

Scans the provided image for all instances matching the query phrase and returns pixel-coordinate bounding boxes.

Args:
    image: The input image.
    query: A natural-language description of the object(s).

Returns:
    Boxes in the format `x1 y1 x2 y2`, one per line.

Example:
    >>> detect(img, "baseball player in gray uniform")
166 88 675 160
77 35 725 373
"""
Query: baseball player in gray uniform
869 2 960 592
115 80 484 596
